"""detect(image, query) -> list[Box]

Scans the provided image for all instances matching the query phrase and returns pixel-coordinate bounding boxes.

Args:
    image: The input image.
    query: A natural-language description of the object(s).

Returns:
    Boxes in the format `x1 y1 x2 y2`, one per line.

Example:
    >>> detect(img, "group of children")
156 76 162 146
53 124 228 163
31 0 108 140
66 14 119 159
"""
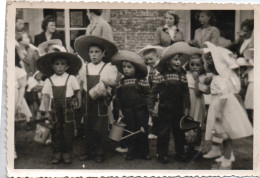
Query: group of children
15 31 253 169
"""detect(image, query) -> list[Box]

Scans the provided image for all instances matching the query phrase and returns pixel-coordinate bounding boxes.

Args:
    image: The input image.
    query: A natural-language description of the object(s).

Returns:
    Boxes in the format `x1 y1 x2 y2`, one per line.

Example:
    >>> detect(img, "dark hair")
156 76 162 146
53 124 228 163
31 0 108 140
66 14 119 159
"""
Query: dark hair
16 17 23 23
185 53 206 74
165 11 179 25
143 48 157 57
88 43 104 52
196 10 216 26
89 9 103 16
50 57 70 66
241 19 254 32
15 49 22 68
204 52 219 75
41 15 56 32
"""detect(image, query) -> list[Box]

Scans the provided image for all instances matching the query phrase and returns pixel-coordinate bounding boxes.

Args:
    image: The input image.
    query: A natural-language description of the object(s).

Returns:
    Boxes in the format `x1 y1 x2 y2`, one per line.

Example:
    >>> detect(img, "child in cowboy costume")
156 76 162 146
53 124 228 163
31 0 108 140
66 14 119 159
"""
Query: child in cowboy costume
148 42 200 163
38 52 82 164
138 45 164 140
111 50 151 161
75 35 119 163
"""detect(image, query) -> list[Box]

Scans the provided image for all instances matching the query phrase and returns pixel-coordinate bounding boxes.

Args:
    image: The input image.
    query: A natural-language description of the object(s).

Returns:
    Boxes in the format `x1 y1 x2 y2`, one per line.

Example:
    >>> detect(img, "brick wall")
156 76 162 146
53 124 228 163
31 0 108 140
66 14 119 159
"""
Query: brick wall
110 9 167 52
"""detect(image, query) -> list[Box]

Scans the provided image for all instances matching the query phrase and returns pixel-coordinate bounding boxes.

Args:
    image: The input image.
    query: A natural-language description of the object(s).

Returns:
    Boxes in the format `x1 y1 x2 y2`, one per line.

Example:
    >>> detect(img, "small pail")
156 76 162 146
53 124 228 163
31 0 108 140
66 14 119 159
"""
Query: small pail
34 123 51 144
109 123 126 142
89 82 107 100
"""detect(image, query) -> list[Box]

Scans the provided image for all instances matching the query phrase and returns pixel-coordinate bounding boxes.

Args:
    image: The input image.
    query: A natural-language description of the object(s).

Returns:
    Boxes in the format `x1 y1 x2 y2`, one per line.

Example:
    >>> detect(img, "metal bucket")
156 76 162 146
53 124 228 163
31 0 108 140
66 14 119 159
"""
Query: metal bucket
109 123 144 142
34 123 51 144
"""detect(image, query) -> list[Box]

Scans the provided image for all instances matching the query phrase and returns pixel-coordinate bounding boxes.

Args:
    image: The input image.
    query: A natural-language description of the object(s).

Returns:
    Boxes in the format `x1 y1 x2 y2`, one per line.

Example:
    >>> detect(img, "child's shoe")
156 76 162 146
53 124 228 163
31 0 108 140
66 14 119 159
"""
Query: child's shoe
51 152 62 164
203 145 221 159
219 157 232 170
63 153 72 164
148 134 158 139
215 152 235 162
115 147 128 153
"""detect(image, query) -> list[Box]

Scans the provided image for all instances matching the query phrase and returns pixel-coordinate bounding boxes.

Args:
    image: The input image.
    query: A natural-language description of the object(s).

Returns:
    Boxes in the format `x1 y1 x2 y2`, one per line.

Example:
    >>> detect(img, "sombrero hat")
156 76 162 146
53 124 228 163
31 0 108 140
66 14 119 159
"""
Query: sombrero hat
156 42 203 73
74 35 118 63
111 50 148 78
38 39 64 56
138 45 164 58
36 52 82 76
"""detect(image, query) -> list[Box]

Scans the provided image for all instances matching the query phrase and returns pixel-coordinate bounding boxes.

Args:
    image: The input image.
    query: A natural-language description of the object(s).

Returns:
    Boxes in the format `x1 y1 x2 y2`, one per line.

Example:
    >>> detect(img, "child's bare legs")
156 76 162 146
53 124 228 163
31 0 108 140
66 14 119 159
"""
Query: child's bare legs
220 139 232 169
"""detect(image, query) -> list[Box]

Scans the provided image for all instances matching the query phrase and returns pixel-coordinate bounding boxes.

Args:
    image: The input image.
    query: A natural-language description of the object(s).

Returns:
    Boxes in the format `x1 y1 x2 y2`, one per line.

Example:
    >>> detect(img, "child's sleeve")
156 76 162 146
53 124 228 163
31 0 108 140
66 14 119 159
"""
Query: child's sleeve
181 74 191 109
198 75 210 93
147 75 162 109
214 77 229 99
70 76 80 91
115 83 122 110
41 78 52 97
138 79 150 103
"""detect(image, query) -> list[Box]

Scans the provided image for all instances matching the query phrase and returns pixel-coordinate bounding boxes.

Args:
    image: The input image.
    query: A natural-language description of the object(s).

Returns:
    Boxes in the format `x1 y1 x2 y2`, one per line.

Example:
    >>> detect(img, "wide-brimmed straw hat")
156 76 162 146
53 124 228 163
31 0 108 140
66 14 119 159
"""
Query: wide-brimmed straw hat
138 45 164 58
74 35 118 63
156 42 203 73
36 52 82 76
38 39 64 56
111 50 148 78
204 41 237 78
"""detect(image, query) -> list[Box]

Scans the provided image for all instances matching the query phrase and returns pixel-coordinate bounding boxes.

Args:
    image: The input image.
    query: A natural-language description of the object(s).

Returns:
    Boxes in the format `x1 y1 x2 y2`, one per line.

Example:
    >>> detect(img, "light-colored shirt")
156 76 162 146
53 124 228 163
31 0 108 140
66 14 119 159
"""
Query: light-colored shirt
42 72 80 98
165 25 177 41
194 26 220 48
80 62 118 91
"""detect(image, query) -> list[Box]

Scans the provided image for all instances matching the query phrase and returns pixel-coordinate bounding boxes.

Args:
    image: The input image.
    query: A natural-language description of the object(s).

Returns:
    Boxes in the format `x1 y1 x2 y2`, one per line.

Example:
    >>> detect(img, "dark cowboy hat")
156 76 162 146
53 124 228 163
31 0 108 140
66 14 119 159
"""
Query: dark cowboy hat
74 35 118 63
36 52 82 76
180 115 200 131
156 42 203 73
111 50 148 78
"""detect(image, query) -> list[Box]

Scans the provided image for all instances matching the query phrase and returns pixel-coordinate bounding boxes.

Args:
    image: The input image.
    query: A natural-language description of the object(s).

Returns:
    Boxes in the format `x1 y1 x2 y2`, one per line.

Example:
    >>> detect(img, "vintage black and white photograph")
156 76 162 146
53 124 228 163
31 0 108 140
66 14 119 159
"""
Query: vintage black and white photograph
8 3 256 175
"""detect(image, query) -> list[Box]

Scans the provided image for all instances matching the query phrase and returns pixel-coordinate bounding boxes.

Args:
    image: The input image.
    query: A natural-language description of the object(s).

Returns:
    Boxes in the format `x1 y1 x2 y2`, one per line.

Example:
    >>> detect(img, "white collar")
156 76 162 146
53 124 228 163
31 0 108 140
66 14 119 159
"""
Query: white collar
52 72 68 78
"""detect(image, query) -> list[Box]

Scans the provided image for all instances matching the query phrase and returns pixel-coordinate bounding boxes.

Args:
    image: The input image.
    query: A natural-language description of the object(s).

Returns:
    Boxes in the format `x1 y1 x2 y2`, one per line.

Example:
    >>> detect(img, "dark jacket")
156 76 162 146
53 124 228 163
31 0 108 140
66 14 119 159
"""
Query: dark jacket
34 32 65 47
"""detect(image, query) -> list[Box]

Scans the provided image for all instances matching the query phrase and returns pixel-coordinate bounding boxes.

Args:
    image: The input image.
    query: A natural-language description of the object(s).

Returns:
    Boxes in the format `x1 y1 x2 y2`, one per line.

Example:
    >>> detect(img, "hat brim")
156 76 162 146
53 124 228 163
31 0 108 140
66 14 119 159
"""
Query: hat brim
111 51 148 78
180 115 200 131
138 45 164 58
36 52 82 76
38 39 63 56
156 42 203 73
74 35 118 63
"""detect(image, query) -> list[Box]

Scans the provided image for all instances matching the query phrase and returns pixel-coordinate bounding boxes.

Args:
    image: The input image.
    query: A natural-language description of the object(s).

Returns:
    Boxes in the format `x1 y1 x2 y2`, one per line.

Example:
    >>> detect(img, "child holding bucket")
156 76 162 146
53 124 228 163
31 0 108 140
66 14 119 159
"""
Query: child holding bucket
148 42 199 163
75 35 119 163
138 45 164 140
38 51 82 164
202 42 252 169
111 50 151 161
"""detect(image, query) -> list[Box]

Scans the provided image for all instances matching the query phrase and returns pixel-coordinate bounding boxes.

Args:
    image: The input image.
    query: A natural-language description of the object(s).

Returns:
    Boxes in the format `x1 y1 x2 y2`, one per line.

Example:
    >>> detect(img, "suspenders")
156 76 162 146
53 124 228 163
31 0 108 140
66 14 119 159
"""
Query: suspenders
49 75 70 87
86 63 107 75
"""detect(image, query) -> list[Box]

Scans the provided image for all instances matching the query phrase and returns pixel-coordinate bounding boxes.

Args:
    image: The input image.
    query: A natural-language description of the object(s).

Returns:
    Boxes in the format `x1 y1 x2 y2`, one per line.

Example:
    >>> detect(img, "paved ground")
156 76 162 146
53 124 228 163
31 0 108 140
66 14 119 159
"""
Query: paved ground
14 121 253 170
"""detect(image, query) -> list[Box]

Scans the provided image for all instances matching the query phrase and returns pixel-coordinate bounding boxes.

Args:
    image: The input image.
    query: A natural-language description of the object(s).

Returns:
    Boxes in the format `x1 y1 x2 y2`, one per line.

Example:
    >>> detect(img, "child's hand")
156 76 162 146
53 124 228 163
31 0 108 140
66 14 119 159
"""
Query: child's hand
71 98 81 109
149 108 158 117
119 109 124 119
192 71 199 81
204 76 213 85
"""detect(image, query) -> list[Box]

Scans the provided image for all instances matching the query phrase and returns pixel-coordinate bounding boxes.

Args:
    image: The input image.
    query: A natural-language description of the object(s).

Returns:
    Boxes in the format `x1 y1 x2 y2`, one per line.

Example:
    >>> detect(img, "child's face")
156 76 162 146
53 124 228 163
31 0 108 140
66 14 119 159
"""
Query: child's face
51 58 69 75
168 53 182 71
144 51 159 67
21 34 30 45
189 58 203 74
203 52 214 72
199 12 210 26
165 13 175 27
89 46 104 65
122 61 136 77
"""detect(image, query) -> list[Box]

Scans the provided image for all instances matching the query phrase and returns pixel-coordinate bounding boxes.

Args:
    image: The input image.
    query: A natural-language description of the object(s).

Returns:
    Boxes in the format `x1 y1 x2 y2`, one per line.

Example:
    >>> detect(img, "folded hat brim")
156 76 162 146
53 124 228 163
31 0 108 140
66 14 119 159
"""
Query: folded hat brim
36 52 82 76
74 35 118 63
138 45 164 58
111 50 148 78
38 39 63 56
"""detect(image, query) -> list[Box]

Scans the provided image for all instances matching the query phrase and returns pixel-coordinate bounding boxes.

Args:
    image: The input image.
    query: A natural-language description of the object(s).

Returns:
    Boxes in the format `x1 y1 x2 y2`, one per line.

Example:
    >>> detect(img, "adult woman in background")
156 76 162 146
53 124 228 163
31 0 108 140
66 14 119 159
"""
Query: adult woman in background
34 15 65 47
189 10 220 48
154 10 184 47
85 9 114 42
